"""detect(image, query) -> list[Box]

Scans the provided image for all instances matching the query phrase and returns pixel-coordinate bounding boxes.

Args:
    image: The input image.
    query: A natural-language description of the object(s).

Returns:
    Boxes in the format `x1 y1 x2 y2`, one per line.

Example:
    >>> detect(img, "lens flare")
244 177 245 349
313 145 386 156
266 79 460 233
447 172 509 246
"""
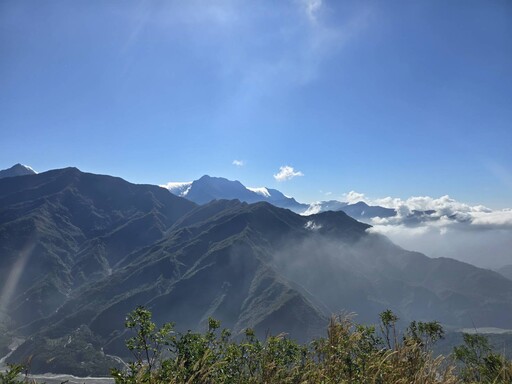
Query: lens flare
0 237 37 319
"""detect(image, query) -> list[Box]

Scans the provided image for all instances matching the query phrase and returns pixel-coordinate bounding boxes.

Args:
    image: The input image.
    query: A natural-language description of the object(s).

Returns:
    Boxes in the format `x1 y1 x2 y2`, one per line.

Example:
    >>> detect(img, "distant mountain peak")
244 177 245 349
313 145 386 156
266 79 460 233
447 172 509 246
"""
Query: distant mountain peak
162 174 399 221
163 175 309 210
0 163 37 179
197 174 215 181
12 163 37 173
197 174 245 187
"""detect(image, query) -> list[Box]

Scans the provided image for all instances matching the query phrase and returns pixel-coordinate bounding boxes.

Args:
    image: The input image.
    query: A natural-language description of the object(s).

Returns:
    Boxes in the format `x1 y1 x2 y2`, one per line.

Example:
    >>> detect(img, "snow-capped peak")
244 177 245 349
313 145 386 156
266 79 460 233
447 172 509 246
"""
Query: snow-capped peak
0 163 37 179
19 164 38 174
247 187 271 198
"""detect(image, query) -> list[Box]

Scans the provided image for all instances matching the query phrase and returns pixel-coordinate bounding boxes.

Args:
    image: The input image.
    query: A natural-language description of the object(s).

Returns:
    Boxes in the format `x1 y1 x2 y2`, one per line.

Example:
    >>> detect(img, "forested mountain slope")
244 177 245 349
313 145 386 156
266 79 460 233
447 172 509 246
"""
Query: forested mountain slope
1 168 511 375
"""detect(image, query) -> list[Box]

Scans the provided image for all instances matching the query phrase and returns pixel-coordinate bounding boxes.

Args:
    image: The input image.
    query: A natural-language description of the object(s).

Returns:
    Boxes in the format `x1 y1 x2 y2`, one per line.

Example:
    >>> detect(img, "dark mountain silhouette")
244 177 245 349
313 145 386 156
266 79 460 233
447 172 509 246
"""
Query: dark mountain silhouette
498 265 512 280
1 168 511 375
0 168 196 327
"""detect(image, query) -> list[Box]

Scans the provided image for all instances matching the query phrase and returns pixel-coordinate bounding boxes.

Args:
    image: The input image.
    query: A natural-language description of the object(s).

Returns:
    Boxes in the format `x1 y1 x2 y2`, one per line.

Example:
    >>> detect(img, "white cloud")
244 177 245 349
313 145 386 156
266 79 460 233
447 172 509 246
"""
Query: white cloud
301 187 512 269
361 193 512 269
341 190 369 204
159 181 191 189
302 202 322 216
471 209 512 228
160 181 192 197
364 194 512 229
306 190 511 230
305 220 322 230
247 187 271 198
273 165 304 182
232 159 245 167
301 0 322 23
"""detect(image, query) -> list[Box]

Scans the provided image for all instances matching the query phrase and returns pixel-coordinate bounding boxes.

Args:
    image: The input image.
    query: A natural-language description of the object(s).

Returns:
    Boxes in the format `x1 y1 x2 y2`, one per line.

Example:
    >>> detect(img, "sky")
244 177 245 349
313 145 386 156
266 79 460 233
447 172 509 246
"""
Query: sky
1 0 512 209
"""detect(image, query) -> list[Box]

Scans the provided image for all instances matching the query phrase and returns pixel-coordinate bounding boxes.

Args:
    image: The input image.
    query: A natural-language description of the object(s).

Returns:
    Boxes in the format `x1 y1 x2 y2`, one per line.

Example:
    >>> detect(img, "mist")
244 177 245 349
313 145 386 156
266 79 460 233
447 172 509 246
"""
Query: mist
270 230 453 325
329 193 512 270
269 224 512 329
369 224 512 270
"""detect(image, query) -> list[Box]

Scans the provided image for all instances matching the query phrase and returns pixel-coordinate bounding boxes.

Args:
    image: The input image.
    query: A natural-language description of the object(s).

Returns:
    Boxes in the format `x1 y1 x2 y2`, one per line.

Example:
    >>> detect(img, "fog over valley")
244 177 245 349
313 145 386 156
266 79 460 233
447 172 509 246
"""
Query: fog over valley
360 193 512 270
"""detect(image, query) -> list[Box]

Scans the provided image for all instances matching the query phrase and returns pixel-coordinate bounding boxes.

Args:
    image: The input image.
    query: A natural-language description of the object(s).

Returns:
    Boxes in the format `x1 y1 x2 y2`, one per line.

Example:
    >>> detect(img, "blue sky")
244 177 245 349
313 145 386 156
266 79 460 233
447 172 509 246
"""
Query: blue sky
1 0 511 208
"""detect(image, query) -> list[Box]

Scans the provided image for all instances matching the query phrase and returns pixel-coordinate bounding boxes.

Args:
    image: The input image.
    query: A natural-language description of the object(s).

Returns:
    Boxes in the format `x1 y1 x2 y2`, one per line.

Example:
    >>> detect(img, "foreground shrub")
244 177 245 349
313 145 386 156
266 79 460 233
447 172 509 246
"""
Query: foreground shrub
454 333 512 383
0 364 31 384
112 307 468 384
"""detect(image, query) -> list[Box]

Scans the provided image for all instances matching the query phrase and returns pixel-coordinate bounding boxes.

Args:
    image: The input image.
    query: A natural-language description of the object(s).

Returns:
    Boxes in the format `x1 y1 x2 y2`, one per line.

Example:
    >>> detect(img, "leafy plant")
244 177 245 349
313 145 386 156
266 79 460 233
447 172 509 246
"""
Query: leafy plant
454 333 512 383
0 364 25 384
111 306 174 384
112 307 471 384
379 308 399 350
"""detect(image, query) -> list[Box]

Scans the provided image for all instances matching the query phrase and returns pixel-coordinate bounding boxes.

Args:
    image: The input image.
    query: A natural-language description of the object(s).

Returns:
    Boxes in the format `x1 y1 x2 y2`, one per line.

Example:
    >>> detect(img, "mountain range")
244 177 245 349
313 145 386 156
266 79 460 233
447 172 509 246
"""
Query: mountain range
164 175 396 221
1 165 512 376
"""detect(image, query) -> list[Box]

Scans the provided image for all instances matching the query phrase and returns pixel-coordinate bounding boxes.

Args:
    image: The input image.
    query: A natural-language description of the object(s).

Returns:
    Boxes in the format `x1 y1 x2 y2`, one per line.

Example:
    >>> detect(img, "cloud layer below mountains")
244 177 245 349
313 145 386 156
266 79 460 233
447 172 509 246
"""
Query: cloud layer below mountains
350 192 512 269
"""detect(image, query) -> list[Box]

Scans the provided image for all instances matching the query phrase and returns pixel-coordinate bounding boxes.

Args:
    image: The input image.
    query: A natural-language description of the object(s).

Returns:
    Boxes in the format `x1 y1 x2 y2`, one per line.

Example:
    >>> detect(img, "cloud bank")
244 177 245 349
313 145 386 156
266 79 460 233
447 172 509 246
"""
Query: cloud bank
273 165 304 182
347 192 512 269
363 194 512 230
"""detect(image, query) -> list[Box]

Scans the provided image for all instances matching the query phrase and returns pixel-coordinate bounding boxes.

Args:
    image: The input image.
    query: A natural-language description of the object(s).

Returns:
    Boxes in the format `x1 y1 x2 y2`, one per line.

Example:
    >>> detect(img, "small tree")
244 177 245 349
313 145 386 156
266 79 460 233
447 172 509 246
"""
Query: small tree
406 320 444 351
111 306 174 384
454 333 512 383
379 309 399 350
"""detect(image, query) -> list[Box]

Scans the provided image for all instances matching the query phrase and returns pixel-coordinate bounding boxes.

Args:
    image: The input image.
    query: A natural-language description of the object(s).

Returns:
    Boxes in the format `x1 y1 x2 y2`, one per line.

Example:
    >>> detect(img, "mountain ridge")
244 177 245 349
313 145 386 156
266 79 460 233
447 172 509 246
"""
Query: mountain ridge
163 174 397 220
1 166 512 376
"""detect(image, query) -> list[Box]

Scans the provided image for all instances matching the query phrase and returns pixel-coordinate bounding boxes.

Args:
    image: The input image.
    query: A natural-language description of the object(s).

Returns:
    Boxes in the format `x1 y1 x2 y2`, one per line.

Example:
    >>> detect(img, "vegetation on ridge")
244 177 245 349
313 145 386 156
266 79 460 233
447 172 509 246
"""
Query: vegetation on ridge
107 307 511 384
3 307 511 383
